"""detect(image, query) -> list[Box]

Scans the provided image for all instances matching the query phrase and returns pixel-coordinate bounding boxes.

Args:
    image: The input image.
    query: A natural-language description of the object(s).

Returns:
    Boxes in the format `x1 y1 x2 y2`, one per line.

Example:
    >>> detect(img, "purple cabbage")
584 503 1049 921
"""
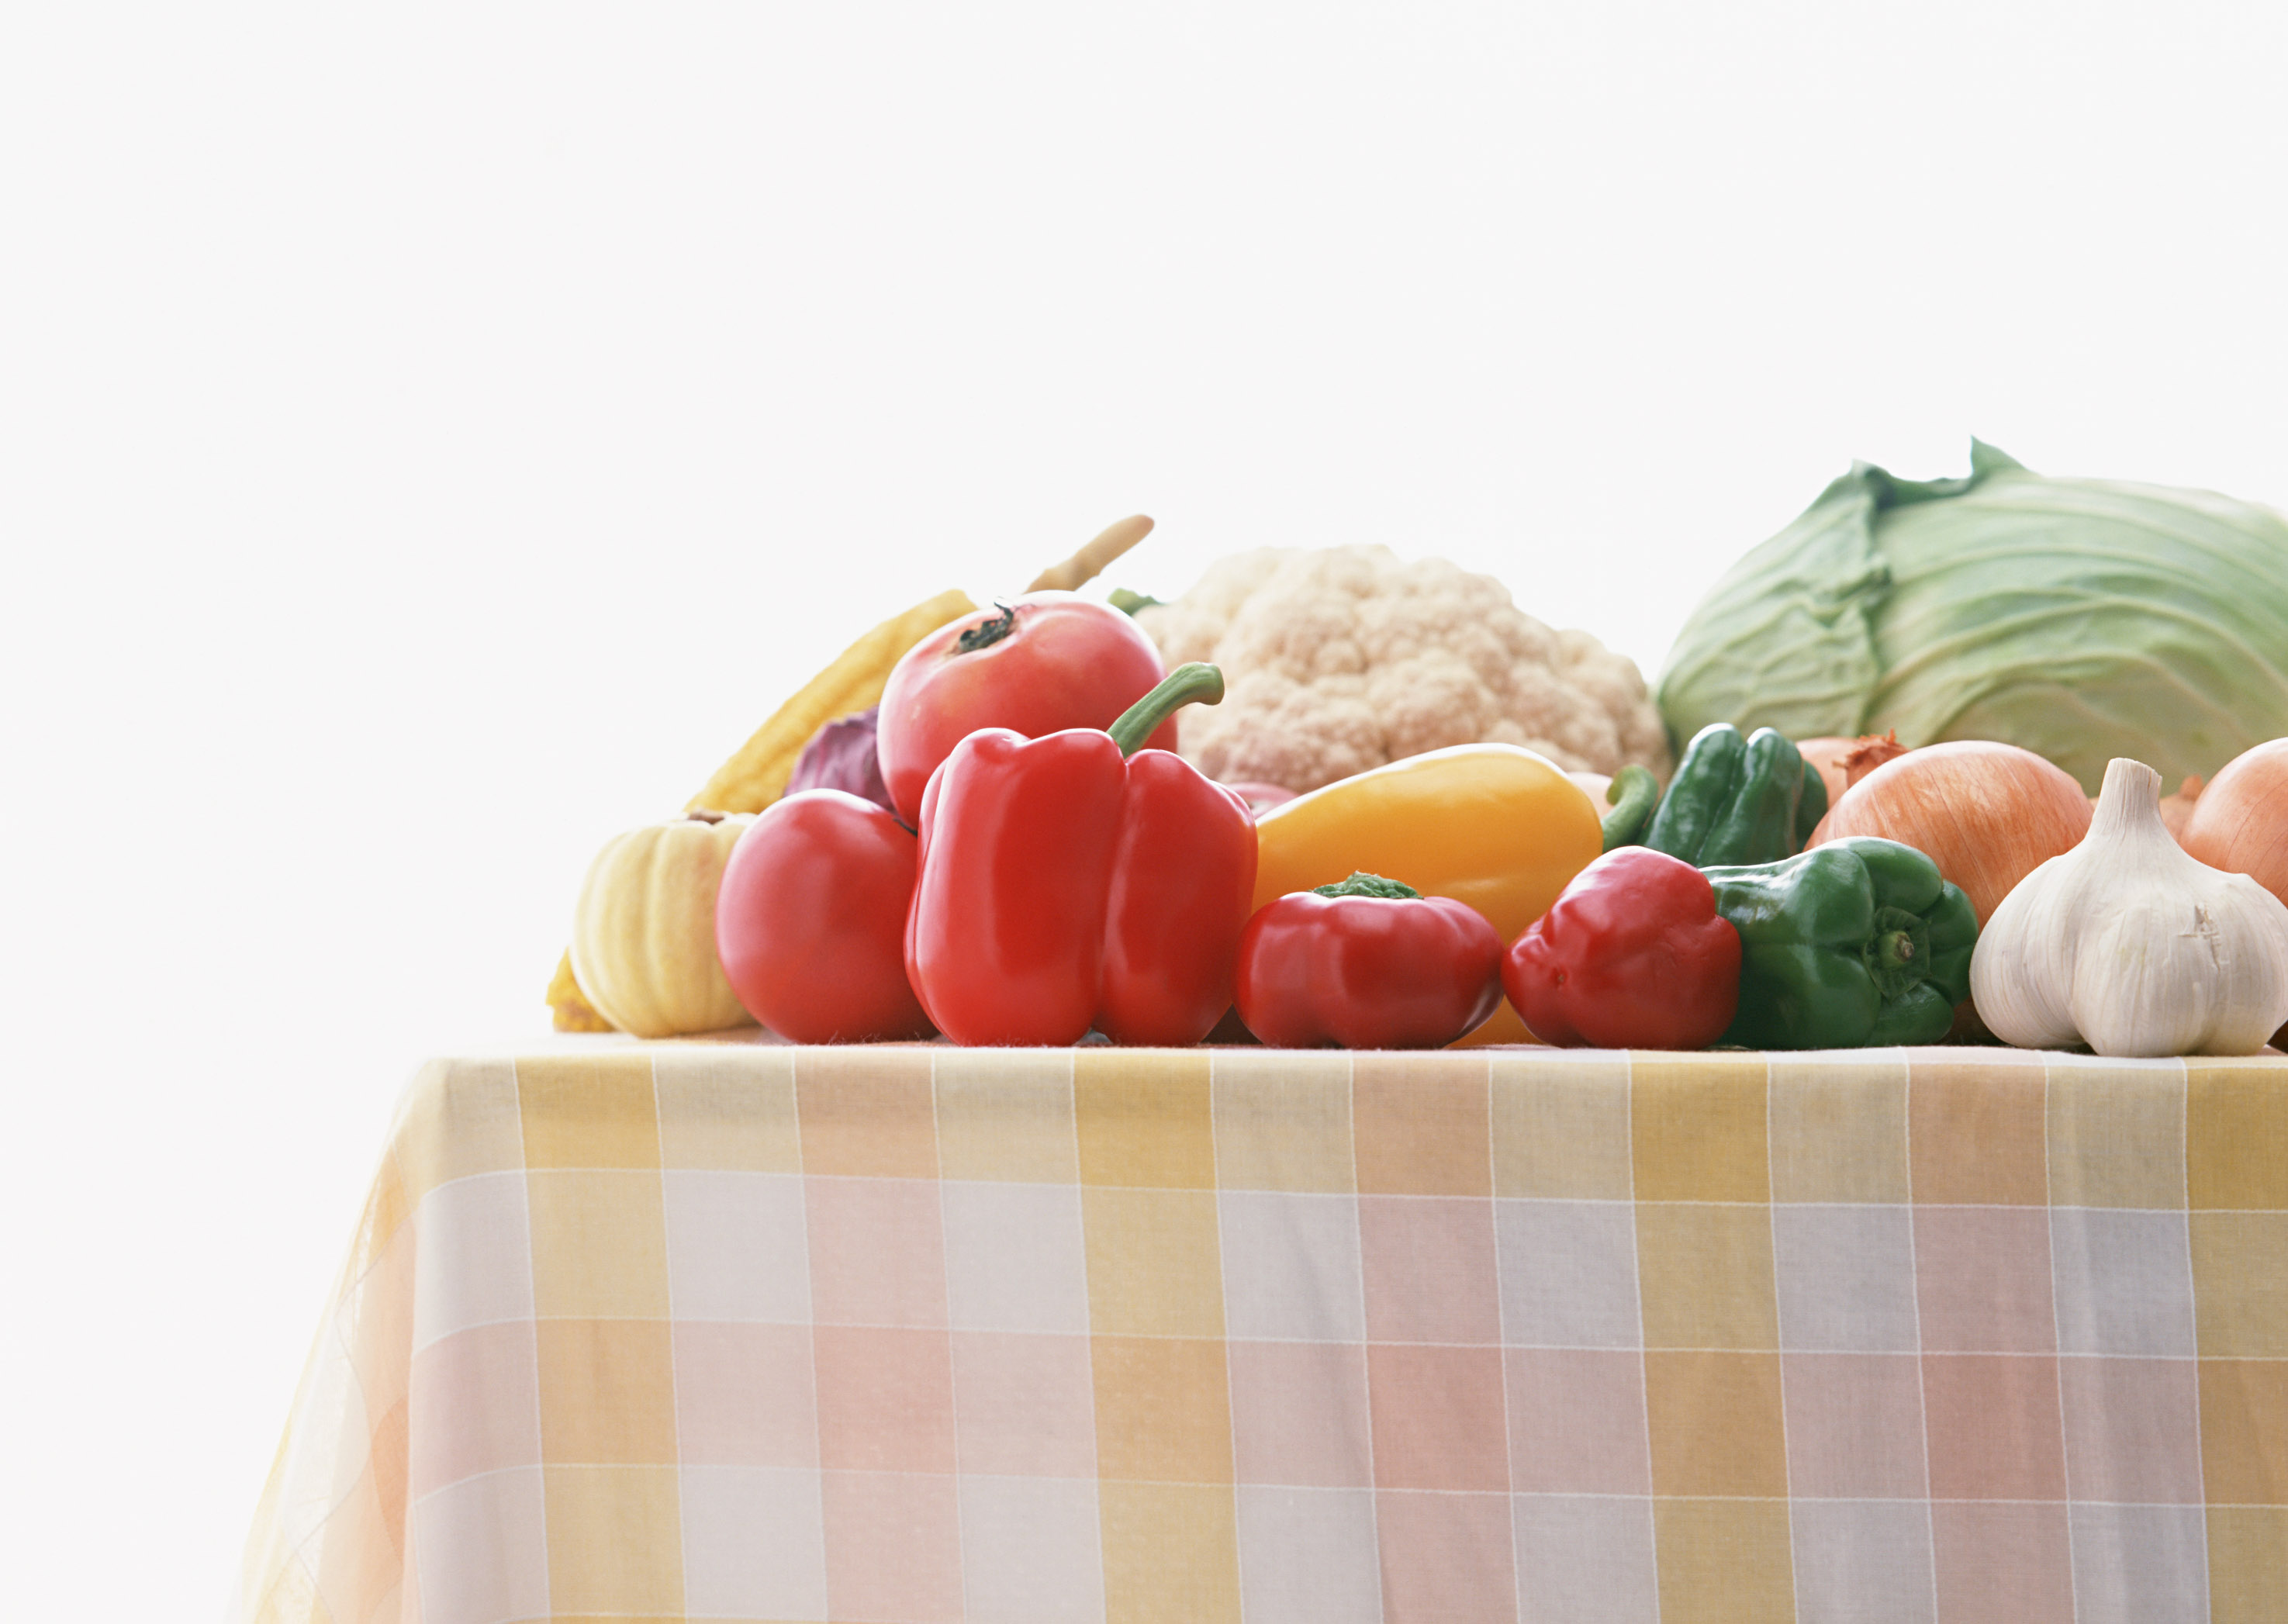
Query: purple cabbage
786 704 897 814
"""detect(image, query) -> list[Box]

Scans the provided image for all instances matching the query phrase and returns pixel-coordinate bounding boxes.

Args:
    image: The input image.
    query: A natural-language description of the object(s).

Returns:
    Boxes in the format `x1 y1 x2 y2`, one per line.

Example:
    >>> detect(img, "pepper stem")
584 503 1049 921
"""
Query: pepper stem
1107 662 1225 756
1862 905 1932 1000
1601 765 1661 852
1313 872 1421 900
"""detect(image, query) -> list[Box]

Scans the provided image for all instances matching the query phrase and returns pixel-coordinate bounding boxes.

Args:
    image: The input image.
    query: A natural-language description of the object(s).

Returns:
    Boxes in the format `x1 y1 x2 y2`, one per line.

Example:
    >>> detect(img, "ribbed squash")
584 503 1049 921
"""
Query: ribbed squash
569 811 756 1038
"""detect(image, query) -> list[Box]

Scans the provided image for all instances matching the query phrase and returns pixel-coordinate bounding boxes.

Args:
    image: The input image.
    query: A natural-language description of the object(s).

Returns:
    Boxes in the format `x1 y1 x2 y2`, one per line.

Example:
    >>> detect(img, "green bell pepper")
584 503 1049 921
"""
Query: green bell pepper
1643 723 1828 867
1702 835 1978 1049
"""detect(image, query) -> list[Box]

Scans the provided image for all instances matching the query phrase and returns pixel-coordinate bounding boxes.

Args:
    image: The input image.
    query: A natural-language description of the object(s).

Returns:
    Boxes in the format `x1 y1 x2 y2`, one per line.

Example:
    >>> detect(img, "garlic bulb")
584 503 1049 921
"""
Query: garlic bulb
1971 757 2288 1057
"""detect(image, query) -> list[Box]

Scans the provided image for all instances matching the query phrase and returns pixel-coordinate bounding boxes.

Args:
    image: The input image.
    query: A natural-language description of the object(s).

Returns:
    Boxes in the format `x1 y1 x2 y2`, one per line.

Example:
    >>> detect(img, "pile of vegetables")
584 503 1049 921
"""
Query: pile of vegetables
556 453 2288 1058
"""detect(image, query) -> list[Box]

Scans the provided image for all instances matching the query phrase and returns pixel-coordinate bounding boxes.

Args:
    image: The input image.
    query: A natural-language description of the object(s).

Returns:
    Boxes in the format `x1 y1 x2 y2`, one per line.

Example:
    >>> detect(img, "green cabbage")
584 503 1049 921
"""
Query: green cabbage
1657 441 2288 793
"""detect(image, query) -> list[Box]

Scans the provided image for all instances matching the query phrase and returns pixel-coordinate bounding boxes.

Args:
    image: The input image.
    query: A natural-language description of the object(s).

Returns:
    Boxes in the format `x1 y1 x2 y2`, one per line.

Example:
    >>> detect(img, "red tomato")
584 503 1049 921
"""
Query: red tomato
714 790 935 1042
876 592 1173 824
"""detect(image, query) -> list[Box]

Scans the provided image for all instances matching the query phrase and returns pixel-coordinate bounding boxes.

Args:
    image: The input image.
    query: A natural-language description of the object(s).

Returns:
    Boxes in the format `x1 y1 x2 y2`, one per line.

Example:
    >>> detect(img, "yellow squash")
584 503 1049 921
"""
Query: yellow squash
1250 743 1602 1045
570 811 758 1038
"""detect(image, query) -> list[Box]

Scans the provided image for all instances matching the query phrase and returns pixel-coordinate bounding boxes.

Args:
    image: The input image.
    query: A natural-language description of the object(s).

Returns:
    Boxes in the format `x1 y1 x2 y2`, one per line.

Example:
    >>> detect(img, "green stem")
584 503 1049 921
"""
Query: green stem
954 601 1017 654
1314 872 1421 900
1601 765 1661 852
1862 906 1932 1000
1108 662 1225 756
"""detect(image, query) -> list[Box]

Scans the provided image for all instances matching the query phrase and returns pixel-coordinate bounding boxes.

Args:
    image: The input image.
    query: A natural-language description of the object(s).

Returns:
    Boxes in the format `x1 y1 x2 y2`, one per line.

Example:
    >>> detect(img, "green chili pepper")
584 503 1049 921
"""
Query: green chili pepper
1702 835 1978 1049
1600 765 1661 851
1643 723 1828 866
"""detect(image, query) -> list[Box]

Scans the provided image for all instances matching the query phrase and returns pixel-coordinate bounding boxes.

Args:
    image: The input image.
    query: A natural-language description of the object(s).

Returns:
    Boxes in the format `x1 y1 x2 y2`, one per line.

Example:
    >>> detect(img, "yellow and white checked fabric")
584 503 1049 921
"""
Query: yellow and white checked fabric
237 1040 2288 1624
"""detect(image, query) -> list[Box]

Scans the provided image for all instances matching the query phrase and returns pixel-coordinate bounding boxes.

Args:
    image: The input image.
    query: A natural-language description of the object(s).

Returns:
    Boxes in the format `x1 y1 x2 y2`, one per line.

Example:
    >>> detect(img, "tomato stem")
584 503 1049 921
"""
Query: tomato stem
953 601 1018 655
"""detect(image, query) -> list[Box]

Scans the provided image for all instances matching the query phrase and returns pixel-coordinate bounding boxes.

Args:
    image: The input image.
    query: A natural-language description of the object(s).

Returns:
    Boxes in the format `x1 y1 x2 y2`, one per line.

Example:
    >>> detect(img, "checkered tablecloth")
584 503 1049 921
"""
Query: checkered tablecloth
235 1039 2288 1624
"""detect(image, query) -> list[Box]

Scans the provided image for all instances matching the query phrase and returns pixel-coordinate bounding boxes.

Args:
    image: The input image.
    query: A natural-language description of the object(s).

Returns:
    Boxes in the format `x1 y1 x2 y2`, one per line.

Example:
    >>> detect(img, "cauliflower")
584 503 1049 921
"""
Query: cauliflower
1135 546 1672 794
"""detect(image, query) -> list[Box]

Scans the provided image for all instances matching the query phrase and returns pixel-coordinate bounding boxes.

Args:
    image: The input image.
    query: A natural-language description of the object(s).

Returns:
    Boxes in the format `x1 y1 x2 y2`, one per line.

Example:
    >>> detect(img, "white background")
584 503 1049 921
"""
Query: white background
2 2 2284 1613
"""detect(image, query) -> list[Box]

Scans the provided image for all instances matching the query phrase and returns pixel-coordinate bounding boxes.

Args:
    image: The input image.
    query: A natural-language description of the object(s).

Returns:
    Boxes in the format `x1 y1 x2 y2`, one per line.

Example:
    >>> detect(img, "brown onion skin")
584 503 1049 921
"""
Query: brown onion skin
2181 740 2288 897
2179 742 2288 1057
1808 740 2092 926
1793 738 1859 811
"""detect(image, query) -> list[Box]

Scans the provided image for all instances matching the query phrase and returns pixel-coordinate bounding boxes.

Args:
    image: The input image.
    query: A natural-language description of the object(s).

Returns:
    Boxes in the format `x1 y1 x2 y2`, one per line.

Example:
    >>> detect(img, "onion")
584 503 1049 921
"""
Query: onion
2183 739 2288 904
1796 732 1913 810
1809 740 2093 925
1793 738 1859 810
2158 776 2206 841
2180 741 2288 1053
1840 731 1911 787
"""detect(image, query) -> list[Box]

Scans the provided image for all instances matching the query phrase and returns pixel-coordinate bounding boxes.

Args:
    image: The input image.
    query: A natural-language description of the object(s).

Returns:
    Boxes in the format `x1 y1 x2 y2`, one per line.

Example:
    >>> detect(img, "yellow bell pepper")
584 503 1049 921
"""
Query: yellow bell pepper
1250 743 1604 1045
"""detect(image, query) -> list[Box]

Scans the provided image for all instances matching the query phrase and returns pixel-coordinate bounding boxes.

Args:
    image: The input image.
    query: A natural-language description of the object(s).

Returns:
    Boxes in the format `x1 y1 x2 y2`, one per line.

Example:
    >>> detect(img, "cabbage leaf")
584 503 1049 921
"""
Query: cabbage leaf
1658 442 2288 793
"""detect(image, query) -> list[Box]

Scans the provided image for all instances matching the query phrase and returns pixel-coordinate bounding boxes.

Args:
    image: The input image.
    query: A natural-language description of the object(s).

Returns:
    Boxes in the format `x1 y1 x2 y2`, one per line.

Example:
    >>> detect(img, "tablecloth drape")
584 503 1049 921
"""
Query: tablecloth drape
235 1039 2288 1624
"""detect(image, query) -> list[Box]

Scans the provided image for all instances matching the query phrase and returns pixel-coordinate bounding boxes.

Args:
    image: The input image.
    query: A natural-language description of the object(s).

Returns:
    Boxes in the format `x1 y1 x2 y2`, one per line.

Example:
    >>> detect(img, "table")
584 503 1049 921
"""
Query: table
235 1038 2288 1624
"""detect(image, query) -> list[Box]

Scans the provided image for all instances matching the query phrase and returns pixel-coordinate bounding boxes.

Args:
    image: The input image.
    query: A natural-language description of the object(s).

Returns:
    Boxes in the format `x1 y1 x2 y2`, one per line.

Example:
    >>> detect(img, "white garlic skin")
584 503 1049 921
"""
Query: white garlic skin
1970 757 2288 1057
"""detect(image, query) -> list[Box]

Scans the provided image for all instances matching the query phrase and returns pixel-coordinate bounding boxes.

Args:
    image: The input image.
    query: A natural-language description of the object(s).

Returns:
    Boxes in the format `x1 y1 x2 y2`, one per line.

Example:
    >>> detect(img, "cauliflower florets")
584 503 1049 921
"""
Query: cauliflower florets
1135 546 1672 794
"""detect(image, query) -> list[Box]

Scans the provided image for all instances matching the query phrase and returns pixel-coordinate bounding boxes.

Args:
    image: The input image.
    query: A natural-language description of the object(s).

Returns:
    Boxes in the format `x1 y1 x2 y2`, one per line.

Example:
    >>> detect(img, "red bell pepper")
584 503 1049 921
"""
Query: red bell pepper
1502 846 1740 1049
714 789 936 1043
1234 873 1505 1049
905 663 1256 1046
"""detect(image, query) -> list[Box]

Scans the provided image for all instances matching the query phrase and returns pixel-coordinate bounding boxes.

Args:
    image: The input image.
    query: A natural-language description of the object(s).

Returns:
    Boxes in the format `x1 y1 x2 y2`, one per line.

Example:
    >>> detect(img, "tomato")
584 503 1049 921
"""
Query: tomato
714 790 935 1043
875 591 1173 824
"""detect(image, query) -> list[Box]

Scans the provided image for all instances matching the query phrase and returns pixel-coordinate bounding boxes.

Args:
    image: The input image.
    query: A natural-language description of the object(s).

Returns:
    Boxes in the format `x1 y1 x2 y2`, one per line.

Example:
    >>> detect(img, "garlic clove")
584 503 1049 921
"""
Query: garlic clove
1969 848 2081 1049
1970 758 2288 1057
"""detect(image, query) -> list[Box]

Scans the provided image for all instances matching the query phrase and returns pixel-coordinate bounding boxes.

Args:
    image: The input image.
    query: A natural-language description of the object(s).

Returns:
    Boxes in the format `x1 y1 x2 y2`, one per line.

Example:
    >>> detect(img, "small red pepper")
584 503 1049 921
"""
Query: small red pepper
906 664 1256 1046
1235 873 1505 1049
714 789 936 1043
1502 846 1741 1049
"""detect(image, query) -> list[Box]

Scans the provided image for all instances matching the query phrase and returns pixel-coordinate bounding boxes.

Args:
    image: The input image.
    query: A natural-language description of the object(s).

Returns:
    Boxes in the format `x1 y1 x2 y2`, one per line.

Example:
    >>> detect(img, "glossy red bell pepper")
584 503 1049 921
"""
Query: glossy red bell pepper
714 789 936 1043
1234 873 1505 1049
905 663 1256 1046
1502 846 1740 1049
